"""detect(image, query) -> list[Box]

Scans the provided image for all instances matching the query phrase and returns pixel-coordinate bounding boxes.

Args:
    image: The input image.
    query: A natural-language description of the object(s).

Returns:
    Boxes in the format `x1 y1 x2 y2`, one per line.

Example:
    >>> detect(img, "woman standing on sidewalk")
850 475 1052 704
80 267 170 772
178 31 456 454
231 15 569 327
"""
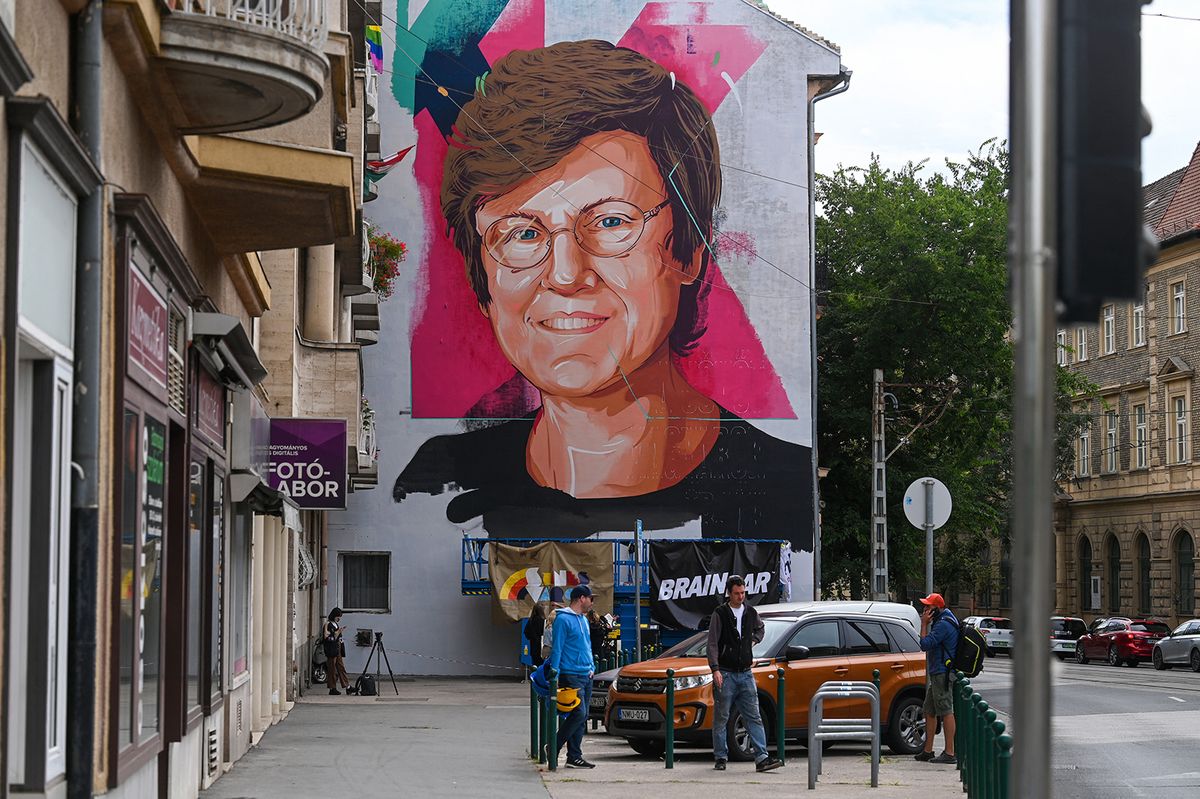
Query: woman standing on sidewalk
324 608 351 695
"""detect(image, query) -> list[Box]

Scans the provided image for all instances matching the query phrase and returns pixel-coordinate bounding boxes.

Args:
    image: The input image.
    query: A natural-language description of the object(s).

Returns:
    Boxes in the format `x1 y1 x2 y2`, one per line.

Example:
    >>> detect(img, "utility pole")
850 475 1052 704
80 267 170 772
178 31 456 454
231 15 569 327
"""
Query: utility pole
1010 2 1055 796
871 369 889 601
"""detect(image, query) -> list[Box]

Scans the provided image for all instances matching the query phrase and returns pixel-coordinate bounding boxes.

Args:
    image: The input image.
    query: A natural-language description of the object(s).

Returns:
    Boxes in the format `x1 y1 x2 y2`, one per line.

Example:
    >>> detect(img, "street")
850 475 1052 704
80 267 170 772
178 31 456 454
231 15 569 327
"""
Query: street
970 656 1200 798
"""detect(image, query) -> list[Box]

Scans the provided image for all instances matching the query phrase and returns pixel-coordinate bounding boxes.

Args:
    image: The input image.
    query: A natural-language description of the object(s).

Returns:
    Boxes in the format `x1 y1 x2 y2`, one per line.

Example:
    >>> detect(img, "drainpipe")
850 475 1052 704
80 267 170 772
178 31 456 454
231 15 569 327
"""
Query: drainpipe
68 2 103 797
808 68 851 600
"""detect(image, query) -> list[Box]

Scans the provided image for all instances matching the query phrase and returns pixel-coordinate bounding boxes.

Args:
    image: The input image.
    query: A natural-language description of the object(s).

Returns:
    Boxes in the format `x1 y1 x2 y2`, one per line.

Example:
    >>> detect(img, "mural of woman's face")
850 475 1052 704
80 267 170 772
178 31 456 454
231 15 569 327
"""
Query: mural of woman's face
475 131 698 399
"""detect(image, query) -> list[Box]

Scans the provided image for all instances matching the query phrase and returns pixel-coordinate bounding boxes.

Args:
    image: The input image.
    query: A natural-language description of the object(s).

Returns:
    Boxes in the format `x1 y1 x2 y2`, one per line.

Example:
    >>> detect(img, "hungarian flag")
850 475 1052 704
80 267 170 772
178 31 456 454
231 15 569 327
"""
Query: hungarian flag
366 25 384 74
366 146 414 184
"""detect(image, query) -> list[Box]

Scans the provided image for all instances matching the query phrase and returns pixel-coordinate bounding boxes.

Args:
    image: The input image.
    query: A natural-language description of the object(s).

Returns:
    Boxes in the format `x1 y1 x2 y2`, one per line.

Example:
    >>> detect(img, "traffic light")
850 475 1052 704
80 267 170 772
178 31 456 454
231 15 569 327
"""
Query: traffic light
1056 0 1158 323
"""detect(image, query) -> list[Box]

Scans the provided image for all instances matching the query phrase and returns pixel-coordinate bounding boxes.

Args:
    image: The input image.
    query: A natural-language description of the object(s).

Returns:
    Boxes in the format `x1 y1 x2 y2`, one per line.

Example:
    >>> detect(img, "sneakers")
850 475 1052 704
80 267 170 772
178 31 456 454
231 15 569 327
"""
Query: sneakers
756 756 784 772
565 757 595 769
914 750 935 762
931 751 957 765
714 759 727 770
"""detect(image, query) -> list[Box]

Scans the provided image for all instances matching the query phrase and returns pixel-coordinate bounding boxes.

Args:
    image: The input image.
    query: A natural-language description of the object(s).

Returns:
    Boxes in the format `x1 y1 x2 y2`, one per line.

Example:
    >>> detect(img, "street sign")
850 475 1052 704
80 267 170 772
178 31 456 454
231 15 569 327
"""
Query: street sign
903 477 952 530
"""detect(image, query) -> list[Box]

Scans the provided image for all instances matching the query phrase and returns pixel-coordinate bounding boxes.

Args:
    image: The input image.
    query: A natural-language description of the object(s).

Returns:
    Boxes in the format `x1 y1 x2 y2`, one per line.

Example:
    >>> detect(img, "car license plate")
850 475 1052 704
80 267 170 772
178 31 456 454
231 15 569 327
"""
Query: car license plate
618 708 650 722
994 640 1009 647
590 695 607 708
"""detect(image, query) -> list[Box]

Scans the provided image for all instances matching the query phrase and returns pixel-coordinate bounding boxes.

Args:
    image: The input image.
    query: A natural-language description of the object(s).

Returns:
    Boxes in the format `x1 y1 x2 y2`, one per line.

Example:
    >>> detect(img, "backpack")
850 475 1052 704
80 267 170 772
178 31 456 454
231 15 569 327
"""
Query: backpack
355 674 377 696
947 619 987 678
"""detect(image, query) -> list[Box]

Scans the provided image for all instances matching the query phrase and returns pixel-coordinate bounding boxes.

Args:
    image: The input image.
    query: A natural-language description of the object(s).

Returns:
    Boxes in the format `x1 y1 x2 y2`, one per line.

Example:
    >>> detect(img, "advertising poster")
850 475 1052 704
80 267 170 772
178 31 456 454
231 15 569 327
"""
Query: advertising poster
490 541 614 622
650 540 781 630
268 418 348 510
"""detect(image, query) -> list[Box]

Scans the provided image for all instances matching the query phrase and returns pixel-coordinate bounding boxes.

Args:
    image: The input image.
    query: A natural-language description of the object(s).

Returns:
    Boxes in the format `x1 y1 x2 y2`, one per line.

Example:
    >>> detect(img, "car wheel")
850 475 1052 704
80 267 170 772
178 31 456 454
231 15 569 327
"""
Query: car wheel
1107 645 1121 667
727 710 756 762
1076 641 1089 664
1191 650 1200 673
887 695 926 755
625 738 664 758
1153 649 1169 671
312 663 327 684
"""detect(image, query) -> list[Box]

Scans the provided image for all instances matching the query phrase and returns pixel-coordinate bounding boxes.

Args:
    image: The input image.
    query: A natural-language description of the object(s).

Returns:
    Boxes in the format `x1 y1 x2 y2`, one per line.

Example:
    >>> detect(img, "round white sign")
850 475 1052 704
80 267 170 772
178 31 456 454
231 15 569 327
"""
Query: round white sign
903 477 952 530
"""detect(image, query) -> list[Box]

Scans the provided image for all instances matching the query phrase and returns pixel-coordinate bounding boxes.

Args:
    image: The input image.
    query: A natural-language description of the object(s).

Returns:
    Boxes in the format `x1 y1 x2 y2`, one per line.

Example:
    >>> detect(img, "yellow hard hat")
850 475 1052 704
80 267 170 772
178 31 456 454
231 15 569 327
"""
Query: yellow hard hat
556 686 581 713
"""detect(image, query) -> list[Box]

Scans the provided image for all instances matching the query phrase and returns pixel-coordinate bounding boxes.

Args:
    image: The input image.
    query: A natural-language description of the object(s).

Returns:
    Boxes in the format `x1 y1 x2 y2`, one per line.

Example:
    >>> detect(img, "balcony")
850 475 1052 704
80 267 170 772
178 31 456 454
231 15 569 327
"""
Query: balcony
351 292 380 347
159 0 329 134
352 408 378 491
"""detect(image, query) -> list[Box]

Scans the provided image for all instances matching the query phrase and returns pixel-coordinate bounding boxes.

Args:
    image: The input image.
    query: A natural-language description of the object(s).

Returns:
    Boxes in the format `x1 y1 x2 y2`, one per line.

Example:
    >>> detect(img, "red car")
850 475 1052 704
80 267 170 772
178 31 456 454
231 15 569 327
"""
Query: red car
1075 617 1171 667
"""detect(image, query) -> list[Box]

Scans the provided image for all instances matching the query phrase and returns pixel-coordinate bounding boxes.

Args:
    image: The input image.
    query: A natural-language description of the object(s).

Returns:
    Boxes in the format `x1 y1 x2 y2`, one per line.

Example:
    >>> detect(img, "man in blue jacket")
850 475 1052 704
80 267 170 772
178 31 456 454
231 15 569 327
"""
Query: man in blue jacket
917 592 958 764
549 585 596 768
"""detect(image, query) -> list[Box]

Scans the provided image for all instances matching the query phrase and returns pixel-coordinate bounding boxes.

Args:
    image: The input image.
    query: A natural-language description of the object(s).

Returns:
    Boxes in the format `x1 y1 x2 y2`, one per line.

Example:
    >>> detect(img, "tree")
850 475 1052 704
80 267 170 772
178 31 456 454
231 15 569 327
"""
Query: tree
815 142 1094 601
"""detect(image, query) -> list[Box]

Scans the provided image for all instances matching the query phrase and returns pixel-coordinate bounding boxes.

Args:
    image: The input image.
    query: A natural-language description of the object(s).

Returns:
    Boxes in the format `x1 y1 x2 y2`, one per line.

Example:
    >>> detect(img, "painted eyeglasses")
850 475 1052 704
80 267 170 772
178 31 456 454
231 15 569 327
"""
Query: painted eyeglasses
483 198 671 271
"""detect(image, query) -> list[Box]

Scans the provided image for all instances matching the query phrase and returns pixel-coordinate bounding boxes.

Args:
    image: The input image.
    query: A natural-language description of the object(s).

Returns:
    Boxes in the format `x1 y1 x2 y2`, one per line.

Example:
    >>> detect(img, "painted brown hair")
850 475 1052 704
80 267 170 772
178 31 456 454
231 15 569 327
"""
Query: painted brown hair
441 39 720 355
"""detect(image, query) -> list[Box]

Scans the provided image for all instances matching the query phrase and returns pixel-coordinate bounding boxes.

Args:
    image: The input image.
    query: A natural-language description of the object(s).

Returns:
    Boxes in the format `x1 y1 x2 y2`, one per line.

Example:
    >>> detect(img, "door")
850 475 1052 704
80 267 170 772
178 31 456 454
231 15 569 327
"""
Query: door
781 619 849 730
841 619 910 719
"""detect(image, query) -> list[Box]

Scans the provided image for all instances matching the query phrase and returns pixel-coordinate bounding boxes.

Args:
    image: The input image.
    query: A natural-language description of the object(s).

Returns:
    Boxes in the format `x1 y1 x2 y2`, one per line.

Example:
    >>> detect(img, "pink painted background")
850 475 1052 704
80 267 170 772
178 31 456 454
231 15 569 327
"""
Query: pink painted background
408 1 797 420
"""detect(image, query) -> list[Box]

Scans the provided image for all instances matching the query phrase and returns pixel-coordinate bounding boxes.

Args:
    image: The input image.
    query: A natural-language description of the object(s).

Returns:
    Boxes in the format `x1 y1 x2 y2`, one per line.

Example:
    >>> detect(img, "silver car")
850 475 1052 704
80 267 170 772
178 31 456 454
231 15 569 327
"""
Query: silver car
1152 618 1200 672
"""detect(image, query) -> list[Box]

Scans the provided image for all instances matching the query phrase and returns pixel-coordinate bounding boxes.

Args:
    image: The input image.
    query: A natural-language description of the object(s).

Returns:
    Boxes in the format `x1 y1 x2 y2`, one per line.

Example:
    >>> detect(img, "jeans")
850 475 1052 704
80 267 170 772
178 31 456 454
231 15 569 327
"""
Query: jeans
711 669 769 763
555 672 592 761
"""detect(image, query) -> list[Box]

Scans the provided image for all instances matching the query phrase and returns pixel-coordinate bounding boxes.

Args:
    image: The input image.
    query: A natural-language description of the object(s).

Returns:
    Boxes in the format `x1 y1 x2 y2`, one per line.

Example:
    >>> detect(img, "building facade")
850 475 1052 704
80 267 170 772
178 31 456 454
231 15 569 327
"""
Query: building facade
1055 141 1200 629
1 1 382 797
328 0 847 677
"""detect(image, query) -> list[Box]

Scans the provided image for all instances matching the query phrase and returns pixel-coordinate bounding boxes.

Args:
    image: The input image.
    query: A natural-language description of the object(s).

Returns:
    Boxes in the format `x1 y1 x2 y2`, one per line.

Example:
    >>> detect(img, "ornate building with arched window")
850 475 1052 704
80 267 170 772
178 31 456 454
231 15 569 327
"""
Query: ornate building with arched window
1054 143 1200 627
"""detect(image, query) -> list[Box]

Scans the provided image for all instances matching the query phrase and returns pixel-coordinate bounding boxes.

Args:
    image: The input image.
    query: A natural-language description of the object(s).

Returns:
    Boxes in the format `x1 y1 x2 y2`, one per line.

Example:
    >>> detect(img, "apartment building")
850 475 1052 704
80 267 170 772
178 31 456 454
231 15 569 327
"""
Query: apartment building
1 1 381 797
1055 141 1200 629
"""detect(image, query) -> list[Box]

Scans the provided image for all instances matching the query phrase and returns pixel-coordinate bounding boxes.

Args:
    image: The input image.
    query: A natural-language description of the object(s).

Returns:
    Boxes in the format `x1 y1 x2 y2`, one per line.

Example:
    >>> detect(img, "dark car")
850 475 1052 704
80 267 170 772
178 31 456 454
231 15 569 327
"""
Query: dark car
1050 616 1087 660
1076 617 1170 666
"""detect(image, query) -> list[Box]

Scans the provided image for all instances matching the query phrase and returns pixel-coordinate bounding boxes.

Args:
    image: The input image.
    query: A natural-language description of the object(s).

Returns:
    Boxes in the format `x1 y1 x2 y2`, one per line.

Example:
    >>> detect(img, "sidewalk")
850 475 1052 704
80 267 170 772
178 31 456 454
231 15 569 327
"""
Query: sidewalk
541 730 966 798
198 678 965 798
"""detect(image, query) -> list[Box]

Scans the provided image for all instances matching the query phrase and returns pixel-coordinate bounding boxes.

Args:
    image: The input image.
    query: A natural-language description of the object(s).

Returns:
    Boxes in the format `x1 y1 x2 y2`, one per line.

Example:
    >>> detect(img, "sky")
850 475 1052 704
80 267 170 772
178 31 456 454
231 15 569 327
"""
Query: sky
768 0 1200 184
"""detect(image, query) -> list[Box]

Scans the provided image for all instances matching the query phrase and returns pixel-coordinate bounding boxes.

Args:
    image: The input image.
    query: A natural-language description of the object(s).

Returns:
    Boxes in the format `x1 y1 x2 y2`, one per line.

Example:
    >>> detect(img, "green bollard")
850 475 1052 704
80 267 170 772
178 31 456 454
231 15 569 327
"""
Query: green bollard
983 709 996 799
665 668 675 769
997 733 1012 799
531 680 540 761
989 718 1005 799
956 679 970 789
547 668 559 771
969 693 983 798
872 668 880 693
776 667 787 764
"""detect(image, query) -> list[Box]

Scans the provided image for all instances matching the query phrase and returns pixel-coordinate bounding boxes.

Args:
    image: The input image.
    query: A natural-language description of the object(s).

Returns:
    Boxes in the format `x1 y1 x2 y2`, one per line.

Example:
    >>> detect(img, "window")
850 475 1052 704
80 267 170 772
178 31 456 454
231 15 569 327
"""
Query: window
1174 396 1189 463
1132 304 1145 347
884 623 922 654
208 470 225 701
342 553 391 612
1056 329 1068 366
1075 326 1088 361
1077 422 1091 476
978 545 992 608
1134 404 1147 468
1176 532 1195 616
844 621 890 655
787 621 841 658
228 509 251 677
1173 281 1187 334
1079 536 1093 612
1106 535 1121 613
1105 410 1118 473
1137 533 1151 615
1102 305 1115 353
1000 541 1012 609
186 459 204 709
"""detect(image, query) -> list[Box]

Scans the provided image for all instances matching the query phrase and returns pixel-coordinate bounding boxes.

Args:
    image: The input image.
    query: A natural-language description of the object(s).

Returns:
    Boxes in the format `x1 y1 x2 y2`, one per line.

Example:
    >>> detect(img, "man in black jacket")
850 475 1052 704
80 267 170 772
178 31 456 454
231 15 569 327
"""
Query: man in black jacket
705 576 783 772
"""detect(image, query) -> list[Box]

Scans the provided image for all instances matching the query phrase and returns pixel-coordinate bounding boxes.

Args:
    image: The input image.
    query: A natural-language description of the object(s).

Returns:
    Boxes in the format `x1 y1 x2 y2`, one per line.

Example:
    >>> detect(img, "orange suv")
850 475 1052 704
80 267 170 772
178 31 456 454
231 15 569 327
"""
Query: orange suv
605 611 927 760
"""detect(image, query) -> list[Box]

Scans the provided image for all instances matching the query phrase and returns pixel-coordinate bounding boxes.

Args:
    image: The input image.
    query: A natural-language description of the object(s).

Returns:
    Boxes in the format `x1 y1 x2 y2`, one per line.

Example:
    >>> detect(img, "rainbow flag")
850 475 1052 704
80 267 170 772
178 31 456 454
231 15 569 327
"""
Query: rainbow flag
366 25 384 74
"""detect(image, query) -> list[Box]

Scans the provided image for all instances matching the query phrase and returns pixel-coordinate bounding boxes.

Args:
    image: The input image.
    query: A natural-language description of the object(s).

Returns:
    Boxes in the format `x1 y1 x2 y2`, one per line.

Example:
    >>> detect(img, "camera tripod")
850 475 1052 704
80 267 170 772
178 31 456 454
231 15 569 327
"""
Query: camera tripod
362 631 399 695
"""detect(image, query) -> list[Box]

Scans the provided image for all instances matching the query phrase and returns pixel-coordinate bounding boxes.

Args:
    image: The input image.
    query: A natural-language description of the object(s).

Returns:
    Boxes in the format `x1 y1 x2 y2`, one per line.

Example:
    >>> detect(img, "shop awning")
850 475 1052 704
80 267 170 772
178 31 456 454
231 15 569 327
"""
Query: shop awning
230 472 303 532
192 312 267 389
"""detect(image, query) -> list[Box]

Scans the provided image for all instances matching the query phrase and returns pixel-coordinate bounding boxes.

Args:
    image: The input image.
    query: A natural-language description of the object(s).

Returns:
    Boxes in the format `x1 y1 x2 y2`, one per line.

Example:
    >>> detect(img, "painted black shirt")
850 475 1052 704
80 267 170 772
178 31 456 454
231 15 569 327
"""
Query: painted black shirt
392 408 812 549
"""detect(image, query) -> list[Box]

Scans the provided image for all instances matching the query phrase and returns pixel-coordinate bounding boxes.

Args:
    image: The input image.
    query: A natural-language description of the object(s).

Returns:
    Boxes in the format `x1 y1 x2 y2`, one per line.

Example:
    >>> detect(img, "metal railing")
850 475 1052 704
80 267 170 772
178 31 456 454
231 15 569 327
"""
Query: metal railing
807 679 881 789
953 671 1013 799
170 0 329 48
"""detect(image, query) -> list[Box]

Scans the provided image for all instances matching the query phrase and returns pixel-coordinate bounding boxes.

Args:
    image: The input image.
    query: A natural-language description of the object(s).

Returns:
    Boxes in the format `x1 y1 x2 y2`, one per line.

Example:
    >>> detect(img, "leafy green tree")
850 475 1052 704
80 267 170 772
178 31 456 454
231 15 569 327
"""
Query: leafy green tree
815 142 1094 601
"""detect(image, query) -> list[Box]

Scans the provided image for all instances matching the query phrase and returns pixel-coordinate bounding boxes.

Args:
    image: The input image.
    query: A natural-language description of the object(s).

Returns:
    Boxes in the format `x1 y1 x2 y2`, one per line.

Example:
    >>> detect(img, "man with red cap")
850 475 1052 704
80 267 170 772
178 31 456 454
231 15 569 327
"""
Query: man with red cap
915 592 959 764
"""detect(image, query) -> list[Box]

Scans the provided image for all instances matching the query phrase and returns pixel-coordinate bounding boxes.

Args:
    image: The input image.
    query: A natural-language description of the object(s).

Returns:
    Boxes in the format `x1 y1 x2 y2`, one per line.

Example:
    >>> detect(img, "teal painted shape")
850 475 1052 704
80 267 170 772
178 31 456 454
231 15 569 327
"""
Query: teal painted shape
391 0 510 112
